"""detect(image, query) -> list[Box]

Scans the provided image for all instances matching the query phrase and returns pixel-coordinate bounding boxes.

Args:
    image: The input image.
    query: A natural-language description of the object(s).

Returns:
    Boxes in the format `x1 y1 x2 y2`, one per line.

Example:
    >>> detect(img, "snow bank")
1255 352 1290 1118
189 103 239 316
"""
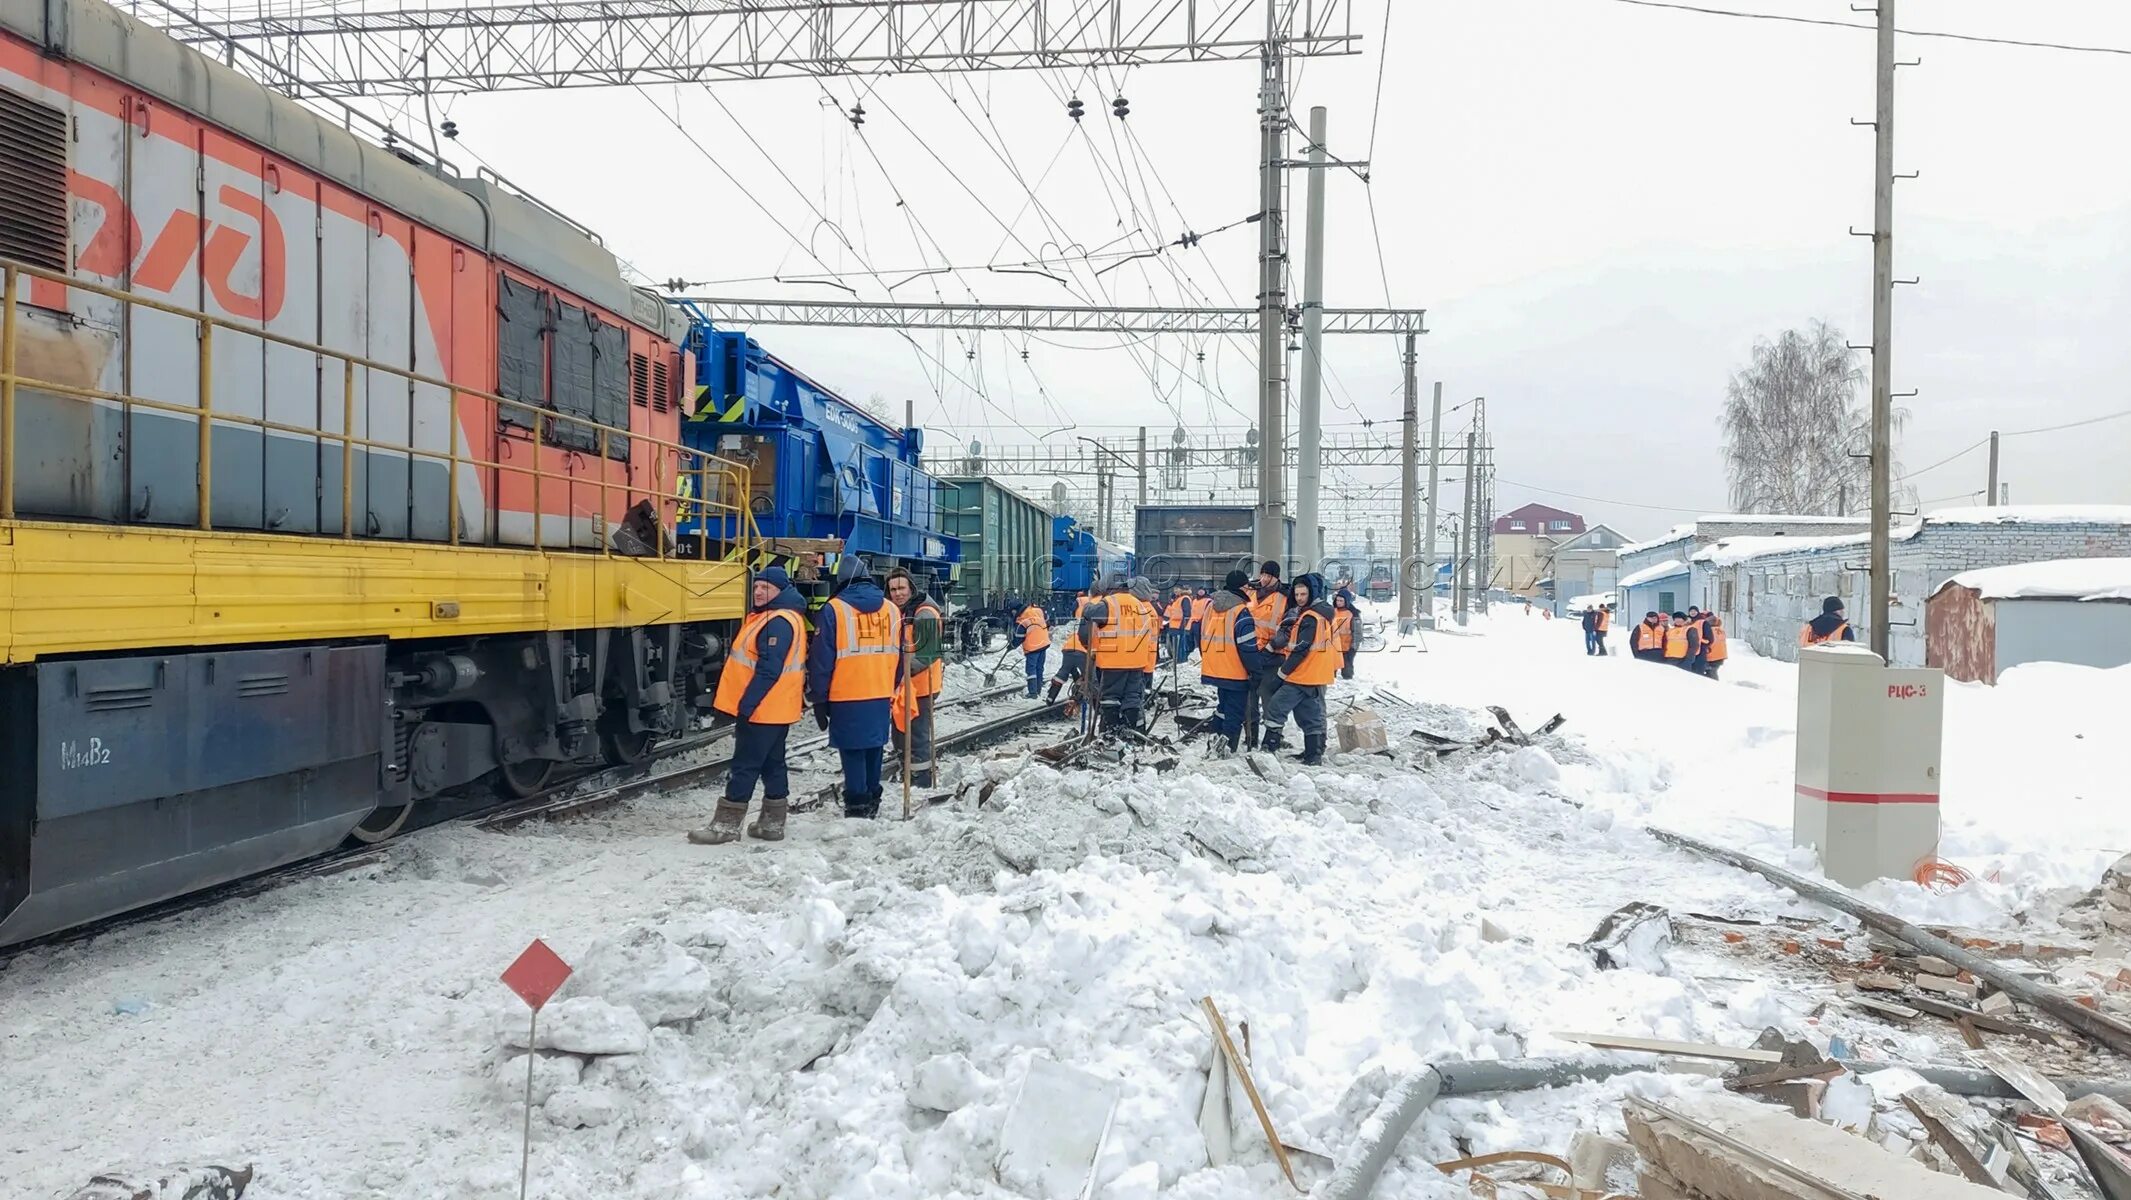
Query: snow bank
1935 556 2131 602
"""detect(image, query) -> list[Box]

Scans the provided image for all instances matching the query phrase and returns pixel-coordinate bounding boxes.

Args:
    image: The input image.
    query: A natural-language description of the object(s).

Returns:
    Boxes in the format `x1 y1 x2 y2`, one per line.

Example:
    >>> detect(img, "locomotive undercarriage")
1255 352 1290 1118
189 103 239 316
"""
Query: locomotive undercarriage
0 621 729 946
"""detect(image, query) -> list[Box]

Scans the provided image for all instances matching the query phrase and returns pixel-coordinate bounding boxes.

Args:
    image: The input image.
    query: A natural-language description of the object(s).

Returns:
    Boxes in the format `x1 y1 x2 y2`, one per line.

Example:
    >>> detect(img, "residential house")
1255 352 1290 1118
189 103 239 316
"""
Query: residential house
1489 503 1586 594
1547 524 1631 615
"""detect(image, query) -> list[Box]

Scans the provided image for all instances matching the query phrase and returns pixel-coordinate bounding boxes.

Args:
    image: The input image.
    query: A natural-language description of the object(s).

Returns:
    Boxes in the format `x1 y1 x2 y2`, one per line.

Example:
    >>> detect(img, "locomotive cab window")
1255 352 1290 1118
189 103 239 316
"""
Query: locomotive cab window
0 86 71 275
549 302 599 453
496 275 546 428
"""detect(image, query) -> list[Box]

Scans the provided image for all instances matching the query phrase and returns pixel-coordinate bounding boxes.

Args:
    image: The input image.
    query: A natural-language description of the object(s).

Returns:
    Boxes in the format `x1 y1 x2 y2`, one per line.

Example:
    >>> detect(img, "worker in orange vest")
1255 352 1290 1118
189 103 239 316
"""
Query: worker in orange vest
1246 561 1291 744
885 569 944 788
1631 612 1665 661
1702 613 1729 679
1164 589 1193 664
1190 588 1213 658
1197 570 1266 755
807 555 902 819
1593 605 1613 656
1801 596 1855 647
1662 611 1696 668
1046 589 1092 704
1261 572 1339 764
1330 591 1358 680
1012 595 1051 698
690 565 809 845
1080 573 1158 735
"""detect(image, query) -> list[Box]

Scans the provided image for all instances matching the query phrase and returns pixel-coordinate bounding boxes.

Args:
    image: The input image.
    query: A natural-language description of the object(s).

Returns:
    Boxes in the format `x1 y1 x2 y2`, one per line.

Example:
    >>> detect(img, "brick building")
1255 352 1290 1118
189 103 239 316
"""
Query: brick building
1615 515 1869 622
1489 503 1586 594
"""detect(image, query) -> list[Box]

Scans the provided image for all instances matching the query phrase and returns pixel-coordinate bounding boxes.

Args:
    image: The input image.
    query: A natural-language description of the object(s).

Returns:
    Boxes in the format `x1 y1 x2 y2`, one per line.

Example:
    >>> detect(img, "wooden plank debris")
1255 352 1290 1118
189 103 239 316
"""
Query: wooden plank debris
1969 1048 2069 1115
1553 1032 1782 1064
1905 994 2058 1042
1201 997 1302 1192
1899 1094 2000 1189
1728 1061 1843 1092
1851 997 1922 1021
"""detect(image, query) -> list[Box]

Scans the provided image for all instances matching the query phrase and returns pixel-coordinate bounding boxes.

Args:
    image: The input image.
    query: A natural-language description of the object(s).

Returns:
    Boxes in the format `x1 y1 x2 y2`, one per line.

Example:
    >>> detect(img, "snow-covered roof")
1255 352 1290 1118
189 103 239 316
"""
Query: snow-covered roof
1692 513 1869 525
1693 531 1872 566
1617 526 1694 557
1617 558 1688 588
1566 590 1616 611
1935 557 2131 603
1921 504 2131 527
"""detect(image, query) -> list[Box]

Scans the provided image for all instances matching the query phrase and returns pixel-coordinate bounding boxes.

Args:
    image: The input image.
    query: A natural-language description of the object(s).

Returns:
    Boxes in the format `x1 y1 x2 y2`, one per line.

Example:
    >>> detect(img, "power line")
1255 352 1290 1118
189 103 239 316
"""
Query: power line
1892 436 1987 483
1597 0 2131 57
2003 404 2131 437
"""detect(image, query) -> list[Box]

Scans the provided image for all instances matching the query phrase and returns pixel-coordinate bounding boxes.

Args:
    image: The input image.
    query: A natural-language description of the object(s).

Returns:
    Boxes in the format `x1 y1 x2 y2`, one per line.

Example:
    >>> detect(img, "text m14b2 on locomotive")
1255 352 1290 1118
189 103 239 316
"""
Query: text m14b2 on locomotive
59 738 114 770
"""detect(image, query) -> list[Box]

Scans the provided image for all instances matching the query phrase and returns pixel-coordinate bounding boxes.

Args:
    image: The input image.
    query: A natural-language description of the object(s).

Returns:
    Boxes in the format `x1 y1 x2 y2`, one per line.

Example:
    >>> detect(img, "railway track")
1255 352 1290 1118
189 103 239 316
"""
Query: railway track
0 679 1061 962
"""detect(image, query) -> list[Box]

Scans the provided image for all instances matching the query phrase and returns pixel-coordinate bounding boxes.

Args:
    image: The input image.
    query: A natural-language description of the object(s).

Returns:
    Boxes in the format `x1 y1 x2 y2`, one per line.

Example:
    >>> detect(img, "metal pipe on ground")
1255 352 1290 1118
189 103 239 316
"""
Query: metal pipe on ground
1650 827 2131 1059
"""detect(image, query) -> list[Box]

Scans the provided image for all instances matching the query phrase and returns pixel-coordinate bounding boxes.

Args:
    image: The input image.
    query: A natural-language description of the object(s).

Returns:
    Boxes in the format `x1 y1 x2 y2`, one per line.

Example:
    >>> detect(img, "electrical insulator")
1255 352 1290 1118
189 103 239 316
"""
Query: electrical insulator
1111 95 1129 120
440 118 459 140
849 104 866 129
1066 97 1085 122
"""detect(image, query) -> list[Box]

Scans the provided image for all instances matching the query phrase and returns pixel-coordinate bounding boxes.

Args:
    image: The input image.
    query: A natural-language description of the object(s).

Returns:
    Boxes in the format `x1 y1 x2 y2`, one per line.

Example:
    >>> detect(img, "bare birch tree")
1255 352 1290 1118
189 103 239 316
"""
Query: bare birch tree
1720 322 1903 515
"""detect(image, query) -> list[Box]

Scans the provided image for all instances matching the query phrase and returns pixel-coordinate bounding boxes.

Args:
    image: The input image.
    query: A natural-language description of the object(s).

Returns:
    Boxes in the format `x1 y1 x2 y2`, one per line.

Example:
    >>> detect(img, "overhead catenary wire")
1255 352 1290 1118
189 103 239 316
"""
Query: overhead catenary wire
1596 0 2131 56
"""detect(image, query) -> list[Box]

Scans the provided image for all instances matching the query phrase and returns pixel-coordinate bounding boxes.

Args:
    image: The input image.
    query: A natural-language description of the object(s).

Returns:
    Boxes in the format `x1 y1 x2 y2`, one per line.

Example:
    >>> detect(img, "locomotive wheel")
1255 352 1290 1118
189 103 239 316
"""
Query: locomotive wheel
601 710 656 767
496 756 555 798
350 800 415 844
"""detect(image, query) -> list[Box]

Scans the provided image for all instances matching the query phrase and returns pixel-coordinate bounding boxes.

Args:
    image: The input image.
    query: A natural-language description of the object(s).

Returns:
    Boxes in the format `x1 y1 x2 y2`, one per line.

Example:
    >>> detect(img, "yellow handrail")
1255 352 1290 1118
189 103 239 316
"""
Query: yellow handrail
0 257 751 566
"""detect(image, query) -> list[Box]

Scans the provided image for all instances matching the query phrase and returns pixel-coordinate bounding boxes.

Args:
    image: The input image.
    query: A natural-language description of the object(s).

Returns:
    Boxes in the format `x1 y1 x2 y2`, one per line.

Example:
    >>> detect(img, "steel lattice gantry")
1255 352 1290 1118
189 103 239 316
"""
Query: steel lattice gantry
151 0 1360 96
675 297 1425 336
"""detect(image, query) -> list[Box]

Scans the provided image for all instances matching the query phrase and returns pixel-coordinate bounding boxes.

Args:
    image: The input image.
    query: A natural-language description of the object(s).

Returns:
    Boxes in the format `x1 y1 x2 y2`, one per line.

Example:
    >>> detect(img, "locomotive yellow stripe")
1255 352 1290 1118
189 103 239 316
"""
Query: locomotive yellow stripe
0 521 749 664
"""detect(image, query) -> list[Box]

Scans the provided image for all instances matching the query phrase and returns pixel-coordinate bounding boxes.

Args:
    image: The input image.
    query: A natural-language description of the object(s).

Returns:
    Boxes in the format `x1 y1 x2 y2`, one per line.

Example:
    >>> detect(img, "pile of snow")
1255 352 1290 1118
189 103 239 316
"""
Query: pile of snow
1935 556 2131 602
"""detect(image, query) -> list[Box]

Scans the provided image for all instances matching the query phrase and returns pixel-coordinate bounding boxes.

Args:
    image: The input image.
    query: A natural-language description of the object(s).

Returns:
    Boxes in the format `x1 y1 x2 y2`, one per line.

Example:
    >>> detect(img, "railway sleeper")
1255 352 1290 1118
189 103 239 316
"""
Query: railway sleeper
0 619 730 947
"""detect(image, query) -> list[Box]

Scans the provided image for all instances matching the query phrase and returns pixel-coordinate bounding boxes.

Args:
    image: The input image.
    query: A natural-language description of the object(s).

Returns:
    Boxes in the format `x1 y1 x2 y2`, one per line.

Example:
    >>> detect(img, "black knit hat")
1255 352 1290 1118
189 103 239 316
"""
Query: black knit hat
1223 569 1250 593
1259 560 1282 578
1823 595 1845 614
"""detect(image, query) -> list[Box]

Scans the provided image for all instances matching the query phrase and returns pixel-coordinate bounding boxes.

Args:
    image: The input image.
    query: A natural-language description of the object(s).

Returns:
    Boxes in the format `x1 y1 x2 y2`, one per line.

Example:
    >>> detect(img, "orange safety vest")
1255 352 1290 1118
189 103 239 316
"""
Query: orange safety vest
1663 624 1689 660
713 608 806 724
1280 610 1341 686
1250 589 1289 650
1331 607 1354 652
826 596 901 702
907 600 945 697
1191 597 1212 626
1165 597 1189 629
1800 620 1849 647
1198 603 1248 681
1061 596 1089 653
1705 619 1729 663
1092 594 1158 669
1017 605 1051 653
1595 609 1611 632
1633 621 1661 652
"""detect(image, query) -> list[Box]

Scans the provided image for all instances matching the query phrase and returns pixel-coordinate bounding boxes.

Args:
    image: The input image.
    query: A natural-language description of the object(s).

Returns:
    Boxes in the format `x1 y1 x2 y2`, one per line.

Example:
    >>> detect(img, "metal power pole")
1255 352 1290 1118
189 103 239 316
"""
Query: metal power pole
1422 380 1442 624
1866 0 1896 659
1986 430 2000 506
1474 398 1491 612
1253 1 1290 568
1137 426 1148 509
1293 104 1329 574
1456 430 1476 623
1397 335 1417 632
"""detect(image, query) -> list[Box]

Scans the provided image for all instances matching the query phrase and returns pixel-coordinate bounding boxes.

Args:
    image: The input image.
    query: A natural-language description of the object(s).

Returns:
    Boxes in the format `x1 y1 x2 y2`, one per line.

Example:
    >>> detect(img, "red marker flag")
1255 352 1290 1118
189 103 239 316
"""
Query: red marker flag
500 938 572 1011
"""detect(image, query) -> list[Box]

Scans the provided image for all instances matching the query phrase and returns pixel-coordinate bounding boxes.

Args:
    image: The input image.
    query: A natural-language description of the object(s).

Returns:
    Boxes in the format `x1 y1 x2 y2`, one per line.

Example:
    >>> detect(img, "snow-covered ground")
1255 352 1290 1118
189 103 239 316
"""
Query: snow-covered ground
4 611 2125 1199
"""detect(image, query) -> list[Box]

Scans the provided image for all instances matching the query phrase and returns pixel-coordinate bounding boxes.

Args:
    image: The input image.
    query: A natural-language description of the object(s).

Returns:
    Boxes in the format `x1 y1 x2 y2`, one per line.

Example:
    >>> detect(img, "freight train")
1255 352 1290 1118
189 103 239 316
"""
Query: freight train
673 308 959 599
1050 515 1134 606
0 0 769 945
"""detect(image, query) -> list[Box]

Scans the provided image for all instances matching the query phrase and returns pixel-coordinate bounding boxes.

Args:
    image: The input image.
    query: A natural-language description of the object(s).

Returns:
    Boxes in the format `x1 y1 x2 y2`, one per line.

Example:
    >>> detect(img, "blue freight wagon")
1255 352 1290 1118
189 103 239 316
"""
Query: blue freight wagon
1049 515 1134 605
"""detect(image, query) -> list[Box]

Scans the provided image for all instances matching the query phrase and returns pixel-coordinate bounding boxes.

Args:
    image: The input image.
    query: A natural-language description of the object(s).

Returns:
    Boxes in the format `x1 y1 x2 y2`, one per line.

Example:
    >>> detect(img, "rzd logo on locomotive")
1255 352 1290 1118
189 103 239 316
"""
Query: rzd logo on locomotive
72 172 287 323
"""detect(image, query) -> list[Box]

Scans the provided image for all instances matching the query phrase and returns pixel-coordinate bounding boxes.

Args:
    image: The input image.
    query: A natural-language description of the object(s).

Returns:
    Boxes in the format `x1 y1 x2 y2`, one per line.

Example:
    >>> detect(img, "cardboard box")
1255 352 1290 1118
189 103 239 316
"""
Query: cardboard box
1336 710 1387 753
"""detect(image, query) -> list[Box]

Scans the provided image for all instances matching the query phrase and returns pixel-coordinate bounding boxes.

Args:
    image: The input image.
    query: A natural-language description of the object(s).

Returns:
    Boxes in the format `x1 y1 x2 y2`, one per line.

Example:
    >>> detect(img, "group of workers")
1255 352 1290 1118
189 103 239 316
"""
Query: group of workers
1624 606 1730 677
691 555 1373 846
688 555 946 845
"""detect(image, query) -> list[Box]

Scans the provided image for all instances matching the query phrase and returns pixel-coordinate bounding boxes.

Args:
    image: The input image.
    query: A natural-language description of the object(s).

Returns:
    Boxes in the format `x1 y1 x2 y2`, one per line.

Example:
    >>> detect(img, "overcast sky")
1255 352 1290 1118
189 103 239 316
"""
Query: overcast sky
419 0 2131 542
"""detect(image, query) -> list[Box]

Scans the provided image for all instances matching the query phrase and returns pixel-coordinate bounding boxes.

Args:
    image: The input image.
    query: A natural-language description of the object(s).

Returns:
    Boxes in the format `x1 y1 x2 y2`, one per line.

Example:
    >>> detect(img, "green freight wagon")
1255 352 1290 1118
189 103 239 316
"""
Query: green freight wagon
937 477 1056 618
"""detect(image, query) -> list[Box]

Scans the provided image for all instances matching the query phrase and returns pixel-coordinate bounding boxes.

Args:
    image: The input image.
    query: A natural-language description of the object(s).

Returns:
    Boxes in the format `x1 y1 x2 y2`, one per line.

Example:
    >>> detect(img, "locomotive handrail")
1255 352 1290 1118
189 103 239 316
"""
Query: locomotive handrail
0 258 750 565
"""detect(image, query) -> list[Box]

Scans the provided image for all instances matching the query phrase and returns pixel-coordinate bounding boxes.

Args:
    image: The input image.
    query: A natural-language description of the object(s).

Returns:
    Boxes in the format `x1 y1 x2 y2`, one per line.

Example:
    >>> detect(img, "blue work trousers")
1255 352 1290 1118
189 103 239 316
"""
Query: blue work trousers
839 747 883 798
725 720 791 803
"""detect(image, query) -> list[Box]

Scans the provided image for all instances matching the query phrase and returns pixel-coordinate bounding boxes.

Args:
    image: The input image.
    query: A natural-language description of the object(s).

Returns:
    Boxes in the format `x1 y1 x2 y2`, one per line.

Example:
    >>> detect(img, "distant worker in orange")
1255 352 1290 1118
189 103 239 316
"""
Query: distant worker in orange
1593 604 1613 656
690 566 808 845
885 569 944 787
1330 590 1358 680
1663 611 1693 667
1164 588 1193 664
1701 613 1729 679
1046 588 1092 704
1013 595 1051 698
1080 573 1158 735
1190 587 1213 658
1801 596 1855 647
1260 572 1338 764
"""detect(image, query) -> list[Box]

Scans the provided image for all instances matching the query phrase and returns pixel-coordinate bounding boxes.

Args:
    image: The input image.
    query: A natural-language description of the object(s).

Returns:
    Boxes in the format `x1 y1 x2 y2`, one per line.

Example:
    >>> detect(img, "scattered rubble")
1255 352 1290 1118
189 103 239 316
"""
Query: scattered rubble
65 1166 253 1200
